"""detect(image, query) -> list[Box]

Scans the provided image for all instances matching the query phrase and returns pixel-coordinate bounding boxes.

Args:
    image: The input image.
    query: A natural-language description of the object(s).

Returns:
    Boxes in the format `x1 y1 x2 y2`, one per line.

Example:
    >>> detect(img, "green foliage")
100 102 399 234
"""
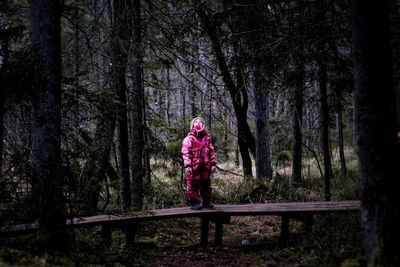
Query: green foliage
147 115 188 165
340 258 365 267
272 150 292 172
208 124 231 163
164 141 183 167
270 177 321 202
331 168 359 200
142 172 186 210
245 213 362 267
0 198 36 225
1 164 362 266
212 174 325 205
304 213 363 266
0 247 48 267
211 179 271 204
270 117 292 157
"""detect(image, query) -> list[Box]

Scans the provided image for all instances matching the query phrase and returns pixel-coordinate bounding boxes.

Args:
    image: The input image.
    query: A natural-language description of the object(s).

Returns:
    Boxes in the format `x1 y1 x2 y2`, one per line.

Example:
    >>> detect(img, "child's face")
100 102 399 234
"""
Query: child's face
193 119 204 132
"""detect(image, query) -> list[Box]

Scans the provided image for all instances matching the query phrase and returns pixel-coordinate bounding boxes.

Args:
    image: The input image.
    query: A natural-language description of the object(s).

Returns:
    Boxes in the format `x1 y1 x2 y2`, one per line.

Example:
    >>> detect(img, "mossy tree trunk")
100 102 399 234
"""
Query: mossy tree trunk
31 0 68 250
112 0 132 211
131 0 145 209
352 0 400 264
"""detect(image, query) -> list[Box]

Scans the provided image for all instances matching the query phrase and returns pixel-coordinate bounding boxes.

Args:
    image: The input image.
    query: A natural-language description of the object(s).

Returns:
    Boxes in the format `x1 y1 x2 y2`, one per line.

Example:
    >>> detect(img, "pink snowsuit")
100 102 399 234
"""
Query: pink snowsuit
182 129 216 203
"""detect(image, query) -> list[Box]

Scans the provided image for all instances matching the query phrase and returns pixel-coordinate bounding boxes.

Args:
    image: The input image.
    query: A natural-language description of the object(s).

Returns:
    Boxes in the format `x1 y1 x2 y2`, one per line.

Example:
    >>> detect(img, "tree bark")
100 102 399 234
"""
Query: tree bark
112 0 132 211
0 91 4 198
237 0 273 181
0 19 8 198
352 0 400 265
31 0 67 250
290 0 305 184
165 68 171 124
181 79 186 118
196 5 256 157
319 58 332 201
80 104 116 215
316 0 332 201
233 42 253 177
336 92 347 177
238 124 252 177
292 62 304 183
79 128 120 183
389 0 400 134
332 40 347 177
254 56 272 180
131 0 144 210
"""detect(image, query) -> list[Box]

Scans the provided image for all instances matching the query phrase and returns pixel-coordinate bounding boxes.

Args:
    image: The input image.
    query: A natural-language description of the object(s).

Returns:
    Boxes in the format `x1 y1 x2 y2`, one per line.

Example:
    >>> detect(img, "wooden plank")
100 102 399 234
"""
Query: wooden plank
214 201 360 216
71 201 359 224
61 201 363 225
0 223 39 237
1 201 360 237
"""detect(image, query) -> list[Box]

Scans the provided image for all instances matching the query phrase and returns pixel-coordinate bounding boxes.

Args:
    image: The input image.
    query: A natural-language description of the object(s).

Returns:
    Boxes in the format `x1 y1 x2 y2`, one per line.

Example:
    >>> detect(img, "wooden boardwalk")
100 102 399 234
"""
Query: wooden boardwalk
0 200 360 246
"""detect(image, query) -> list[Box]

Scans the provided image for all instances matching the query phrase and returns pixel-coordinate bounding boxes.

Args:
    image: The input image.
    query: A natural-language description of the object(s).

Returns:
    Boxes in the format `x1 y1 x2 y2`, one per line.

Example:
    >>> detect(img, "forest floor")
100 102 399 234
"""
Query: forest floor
0 211 362 266
1 153 363 266
134 212 361 267
146 216 301 267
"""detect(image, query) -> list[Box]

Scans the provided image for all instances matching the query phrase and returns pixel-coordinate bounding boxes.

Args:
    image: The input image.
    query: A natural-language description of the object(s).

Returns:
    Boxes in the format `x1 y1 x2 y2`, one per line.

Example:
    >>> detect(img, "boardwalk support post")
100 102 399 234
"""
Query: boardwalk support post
124 223 136 247
200 217 209 247
213 215 230 245
102 224 112 245
280 215 289 241
304 214 313 233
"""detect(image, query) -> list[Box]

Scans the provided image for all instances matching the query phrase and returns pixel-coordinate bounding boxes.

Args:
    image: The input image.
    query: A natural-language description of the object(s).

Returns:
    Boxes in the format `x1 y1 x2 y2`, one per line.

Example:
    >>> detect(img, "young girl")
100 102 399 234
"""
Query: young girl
181 117 217 209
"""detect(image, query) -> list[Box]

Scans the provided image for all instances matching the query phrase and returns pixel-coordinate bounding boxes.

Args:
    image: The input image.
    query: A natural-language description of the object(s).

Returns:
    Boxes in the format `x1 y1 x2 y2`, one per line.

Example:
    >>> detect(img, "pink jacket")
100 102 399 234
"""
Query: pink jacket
182 130 216 172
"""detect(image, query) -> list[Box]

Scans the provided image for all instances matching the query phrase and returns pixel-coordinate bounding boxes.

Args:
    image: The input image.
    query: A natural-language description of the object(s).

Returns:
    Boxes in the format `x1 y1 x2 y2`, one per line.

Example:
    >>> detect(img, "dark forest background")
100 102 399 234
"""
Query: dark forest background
1 0 399 266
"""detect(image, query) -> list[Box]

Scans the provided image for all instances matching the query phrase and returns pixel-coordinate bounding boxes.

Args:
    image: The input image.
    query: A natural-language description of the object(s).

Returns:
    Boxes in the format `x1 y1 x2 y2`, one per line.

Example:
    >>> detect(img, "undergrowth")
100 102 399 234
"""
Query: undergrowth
1 161 363 266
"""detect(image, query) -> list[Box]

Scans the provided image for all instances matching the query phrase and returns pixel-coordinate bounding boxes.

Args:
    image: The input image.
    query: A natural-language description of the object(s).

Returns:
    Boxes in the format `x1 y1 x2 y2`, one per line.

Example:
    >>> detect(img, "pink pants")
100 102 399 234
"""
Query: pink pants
186 170 211 203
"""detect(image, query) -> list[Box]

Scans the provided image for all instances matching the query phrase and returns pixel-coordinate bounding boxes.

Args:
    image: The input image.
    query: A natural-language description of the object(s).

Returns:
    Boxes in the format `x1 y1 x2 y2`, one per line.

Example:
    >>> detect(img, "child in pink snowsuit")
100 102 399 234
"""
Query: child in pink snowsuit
182 117 216 209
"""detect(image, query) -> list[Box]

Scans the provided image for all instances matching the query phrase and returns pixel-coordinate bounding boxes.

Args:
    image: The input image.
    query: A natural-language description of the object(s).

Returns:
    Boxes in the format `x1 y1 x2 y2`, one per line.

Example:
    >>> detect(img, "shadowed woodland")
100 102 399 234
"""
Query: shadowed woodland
0 0 400 266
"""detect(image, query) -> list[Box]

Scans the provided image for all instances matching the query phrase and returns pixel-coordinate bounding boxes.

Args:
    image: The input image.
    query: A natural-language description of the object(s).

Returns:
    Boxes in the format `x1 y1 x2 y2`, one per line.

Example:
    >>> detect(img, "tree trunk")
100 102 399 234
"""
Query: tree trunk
208 70 213 129
0 20 8 198
332 40 347 177
292 62 304 183
319 57 332 201
352 0 400 265
181 79 186 118
165 68 171 124
238 124 252 177
233 42 253 177
79 128 120 183
80 107 115 215
389 0 400 134
290 0 305 184
131 0 144 210
196 5 256 157
112 0 132 211
316 0 332 201
159 68 167 122
254 56 272 180
336 93 347 177
31 0 67 250
189 55 196 117
73 5 81 129
0 93 4 198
